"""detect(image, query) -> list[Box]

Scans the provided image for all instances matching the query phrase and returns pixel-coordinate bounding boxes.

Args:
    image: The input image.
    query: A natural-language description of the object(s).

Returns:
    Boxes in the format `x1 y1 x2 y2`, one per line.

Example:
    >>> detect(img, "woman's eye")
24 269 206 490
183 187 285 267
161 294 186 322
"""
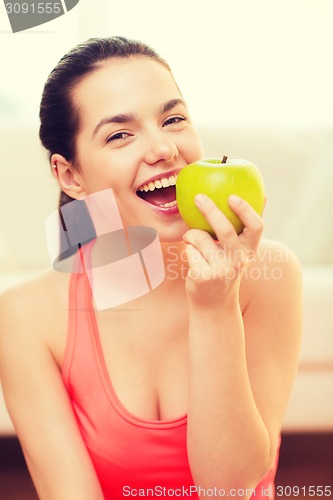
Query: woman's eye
163 116 186 127
106 131 130 143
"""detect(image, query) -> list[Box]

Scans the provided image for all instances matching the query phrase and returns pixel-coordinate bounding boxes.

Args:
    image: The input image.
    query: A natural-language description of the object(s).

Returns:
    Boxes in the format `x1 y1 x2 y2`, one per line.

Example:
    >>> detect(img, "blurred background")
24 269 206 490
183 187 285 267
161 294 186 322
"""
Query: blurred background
0 0 332 498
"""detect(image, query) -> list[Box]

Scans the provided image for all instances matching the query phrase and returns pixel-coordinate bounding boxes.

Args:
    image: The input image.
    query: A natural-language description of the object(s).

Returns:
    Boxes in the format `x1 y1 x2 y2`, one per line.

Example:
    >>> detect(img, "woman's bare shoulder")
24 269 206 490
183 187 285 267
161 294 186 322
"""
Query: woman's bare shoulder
247 238 302 279
240 238 302 307
0 269 70 313
0 269 70 350
257 237 301 264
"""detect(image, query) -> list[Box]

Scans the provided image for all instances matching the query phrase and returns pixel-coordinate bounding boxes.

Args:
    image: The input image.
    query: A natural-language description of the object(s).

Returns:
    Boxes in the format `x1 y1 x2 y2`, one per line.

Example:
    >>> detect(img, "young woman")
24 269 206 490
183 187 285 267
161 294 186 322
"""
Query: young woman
0 37 302 499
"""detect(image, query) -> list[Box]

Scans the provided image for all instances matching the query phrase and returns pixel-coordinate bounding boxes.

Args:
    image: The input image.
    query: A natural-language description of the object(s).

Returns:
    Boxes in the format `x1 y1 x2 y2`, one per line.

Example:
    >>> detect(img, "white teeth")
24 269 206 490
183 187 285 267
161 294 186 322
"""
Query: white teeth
138 173 178 192
160 200 177 208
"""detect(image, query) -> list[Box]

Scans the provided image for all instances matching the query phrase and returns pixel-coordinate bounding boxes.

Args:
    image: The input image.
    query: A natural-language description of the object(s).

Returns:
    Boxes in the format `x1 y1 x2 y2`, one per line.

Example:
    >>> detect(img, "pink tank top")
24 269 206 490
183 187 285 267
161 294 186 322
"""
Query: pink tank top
62 268 280 499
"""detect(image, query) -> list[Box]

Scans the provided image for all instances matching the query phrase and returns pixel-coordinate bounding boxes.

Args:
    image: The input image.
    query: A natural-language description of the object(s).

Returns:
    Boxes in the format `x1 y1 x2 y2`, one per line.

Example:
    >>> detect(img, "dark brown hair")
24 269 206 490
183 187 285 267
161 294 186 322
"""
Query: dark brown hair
39 36 171 208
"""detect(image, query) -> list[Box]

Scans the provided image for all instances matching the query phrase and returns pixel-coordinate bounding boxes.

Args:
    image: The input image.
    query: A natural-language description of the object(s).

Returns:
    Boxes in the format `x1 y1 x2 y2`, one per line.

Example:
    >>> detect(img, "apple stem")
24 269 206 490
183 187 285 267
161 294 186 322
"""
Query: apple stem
222 155 228 163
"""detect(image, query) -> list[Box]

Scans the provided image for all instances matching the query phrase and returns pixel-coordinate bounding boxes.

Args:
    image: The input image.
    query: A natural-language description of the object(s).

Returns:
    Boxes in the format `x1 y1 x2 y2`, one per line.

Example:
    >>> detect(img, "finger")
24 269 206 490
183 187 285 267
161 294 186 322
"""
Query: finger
183 229 221 265
228 195 264 250
185 243 211 280
184 228 248 276
194 194 243 252
185 241 244 283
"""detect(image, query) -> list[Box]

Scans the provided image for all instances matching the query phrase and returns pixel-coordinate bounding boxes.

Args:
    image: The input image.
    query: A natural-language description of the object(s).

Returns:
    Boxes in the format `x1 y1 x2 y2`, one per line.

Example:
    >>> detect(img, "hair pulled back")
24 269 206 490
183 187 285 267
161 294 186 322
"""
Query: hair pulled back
39 36 170 208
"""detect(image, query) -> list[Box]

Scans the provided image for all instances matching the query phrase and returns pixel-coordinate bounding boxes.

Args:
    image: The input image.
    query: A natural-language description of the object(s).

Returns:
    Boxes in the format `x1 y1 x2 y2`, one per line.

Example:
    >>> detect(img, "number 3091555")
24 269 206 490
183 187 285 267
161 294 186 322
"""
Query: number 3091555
5 3 62 14
276 485 332 497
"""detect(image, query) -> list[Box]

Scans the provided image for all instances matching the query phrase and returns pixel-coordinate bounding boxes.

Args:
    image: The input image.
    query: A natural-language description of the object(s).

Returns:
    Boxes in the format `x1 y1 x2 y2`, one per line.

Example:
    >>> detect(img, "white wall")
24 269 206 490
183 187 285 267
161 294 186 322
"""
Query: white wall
0 0 333 129
106 0 333 129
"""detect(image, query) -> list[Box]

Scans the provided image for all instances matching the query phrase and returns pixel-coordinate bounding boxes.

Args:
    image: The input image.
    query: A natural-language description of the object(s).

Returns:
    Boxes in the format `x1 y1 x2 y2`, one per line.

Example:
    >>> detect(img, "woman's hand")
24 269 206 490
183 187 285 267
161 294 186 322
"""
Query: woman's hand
183 193 264 307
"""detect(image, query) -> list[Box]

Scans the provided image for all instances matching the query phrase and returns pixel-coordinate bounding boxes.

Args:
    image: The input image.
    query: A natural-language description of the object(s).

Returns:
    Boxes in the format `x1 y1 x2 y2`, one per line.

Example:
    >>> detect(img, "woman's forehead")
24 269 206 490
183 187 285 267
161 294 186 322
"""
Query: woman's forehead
73 56 181 126
73 56 181 114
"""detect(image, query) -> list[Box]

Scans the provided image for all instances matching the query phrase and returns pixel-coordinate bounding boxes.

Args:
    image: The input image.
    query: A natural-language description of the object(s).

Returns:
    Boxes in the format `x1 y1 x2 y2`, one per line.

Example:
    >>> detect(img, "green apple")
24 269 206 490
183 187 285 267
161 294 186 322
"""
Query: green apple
176 156 265 235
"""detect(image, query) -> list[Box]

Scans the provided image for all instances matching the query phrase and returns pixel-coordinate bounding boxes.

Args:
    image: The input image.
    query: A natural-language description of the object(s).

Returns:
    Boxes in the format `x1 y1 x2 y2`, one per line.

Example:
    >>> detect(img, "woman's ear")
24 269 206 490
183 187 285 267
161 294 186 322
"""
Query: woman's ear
51 153 87 199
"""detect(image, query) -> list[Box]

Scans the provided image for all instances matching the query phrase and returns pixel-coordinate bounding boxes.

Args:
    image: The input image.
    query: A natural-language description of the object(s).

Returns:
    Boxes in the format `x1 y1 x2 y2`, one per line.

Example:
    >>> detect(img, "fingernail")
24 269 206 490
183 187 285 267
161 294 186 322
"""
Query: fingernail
194 194 208 206
229 194 241 204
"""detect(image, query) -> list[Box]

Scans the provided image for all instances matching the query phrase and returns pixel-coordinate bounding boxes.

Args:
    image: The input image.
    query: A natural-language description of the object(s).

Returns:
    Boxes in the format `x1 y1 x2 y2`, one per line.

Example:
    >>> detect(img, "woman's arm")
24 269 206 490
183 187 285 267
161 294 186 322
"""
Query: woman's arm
184 194 302 497
0 284 104 500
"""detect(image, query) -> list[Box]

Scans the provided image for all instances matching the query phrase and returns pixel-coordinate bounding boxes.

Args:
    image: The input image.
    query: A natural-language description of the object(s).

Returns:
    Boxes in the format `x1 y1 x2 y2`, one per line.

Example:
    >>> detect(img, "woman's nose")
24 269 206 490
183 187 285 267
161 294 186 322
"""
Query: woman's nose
143 130 178 165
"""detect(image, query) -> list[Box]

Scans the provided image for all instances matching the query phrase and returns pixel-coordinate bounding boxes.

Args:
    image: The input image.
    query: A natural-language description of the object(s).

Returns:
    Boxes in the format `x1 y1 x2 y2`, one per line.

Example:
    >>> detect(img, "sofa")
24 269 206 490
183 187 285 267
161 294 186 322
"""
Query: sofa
1 124 333 434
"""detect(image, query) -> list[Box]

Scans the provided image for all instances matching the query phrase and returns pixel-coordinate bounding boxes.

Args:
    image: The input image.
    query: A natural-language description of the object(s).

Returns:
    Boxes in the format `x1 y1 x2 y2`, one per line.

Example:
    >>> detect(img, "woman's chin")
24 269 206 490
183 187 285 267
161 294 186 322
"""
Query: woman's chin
157 223 189 244
121 204 188 243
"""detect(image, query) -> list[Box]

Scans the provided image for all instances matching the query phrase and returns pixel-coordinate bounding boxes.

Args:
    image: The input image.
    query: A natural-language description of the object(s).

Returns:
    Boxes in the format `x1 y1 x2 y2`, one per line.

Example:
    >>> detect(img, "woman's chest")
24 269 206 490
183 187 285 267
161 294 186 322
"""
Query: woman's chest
95 305 190 421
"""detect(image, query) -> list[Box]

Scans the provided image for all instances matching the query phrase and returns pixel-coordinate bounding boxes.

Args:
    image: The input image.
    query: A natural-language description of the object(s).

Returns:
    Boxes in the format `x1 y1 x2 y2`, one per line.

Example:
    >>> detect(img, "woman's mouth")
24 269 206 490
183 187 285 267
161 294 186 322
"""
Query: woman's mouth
136 173 178 210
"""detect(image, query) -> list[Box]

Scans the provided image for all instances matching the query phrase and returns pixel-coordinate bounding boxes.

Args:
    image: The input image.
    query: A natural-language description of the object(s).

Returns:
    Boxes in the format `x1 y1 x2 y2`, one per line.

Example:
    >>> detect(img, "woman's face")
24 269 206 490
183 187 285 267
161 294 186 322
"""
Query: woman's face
70 56 203 241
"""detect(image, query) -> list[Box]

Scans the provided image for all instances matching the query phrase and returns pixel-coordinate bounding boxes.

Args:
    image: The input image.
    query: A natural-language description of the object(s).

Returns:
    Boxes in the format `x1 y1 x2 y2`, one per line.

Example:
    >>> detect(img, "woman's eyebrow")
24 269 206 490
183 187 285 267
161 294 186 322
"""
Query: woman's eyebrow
92 113 136 138
92 98 187 138
159 98 187 114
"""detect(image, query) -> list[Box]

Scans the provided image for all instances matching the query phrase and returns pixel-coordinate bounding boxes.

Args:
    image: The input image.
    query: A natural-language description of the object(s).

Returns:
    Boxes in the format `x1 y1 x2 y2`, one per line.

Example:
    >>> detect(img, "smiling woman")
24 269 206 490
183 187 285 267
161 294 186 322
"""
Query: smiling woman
48 51 203 242
0 36 302 500
39 38 202 242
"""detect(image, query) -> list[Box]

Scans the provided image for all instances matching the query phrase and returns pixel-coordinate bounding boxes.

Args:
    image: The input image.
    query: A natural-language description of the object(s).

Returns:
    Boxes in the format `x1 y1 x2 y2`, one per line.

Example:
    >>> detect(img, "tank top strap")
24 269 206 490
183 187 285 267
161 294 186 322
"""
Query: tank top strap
62 243 100 387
